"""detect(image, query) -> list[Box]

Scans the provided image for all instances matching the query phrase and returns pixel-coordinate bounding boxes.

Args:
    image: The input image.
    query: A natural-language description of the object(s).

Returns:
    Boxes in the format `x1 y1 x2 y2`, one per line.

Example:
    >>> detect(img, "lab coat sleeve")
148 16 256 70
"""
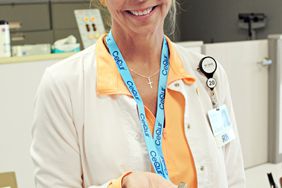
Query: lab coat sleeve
219 65 246 188
30 69 119 188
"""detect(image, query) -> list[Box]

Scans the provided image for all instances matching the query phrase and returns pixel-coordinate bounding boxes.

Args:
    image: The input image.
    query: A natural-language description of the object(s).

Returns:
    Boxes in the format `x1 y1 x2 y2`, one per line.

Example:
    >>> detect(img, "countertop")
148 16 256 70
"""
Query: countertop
0 53 74 64
245 163 282 188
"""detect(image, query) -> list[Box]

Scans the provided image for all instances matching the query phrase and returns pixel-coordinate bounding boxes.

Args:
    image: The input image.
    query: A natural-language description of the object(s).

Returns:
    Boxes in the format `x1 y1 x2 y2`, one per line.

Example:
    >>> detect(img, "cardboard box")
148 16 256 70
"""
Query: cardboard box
0 172 17 188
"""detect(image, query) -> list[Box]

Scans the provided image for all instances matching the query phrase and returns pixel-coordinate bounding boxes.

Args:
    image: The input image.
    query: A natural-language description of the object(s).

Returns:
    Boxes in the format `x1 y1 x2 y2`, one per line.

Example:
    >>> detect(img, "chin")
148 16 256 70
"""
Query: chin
129 23 164 36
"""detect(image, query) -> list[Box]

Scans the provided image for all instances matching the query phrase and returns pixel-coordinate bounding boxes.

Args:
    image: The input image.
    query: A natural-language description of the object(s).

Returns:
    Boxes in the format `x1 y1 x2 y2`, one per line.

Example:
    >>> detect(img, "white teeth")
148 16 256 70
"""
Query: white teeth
130 7 153 16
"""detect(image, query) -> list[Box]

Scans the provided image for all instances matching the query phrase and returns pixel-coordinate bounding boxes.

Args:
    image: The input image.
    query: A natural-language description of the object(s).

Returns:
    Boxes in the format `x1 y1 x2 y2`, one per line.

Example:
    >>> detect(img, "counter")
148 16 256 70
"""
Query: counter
0 53 74 65
245 163 282 188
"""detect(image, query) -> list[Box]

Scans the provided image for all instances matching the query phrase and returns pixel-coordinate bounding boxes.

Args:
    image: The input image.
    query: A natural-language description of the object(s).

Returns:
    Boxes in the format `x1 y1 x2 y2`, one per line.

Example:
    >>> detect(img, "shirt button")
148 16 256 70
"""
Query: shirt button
200 166 205 171
196 88 200 95
135 134 141 140
187 124 191 129
174 83 180 87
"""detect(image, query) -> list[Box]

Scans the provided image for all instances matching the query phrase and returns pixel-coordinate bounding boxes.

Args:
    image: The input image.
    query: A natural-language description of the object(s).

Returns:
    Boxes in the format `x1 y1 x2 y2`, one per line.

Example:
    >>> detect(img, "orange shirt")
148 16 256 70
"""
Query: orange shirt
96 35 197 188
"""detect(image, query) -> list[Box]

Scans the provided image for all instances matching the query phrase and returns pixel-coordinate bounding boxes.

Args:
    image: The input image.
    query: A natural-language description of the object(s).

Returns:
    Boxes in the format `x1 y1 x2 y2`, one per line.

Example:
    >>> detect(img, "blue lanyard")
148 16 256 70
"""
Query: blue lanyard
106 31 170 179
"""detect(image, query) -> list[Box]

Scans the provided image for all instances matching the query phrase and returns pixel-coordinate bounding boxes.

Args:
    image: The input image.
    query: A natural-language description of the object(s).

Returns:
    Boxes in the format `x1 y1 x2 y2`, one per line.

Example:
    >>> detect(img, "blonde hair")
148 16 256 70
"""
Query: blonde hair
167 0 177 35
90 0 177 35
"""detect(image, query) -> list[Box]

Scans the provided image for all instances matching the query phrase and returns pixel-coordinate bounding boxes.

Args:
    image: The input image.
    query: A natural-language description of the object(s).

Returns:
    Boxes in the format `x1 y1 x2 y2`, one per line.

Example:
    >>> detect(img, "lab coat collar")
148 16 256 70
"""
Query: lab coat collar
96 34 196 96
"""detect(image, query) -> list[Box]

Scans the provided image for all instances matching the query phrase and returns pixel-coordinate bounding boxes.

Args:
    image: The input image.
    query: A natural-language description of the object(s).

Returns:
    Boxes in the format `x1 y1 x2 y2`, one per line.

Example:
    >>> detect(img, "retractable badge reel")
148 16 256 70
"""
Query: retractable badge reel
200 57 235 146
199 56 218 107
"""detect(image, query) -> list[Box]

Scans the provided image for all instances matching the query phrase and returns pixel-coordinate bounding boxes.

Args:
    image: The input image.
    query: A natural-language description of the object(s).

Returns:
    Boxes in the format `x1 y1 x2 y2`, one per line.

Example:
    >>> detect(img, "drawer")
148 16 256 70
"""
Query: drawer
54 29 82 46
51 2 90 29
11 31 54 45
0 4 51 31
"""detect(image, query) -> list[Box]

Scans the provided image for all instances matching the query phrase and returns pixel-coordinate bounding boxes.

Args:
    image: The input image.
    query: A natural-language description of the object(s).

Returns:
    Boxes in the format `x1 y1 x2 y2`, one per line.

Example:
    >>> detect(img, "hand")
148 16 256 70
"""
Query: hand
121 172 177 188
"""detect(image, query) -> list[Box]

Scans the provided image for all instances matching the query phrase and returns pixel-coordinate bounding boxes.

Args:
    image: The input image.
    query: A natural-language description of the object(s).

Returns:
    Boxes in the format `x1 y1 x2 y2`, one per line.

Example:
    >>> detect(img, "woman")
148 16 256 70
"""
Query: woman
31 0 246 187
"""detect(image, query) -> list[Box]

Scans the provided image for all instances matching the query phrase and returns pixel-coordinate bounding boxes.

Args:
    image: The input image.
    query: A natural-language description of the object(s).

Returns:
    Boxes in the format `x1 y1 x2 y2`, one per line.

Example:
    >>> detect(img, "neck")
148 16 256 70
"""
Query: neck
111 23 164 70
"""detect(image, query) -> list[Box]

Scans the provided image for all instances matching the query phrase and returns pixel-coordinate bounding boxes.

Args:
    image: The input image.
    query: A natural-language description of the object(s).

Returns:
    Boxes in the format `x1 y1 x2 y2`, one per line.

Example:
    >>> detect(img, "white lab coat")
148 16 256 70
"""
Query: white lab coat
30 42 246 188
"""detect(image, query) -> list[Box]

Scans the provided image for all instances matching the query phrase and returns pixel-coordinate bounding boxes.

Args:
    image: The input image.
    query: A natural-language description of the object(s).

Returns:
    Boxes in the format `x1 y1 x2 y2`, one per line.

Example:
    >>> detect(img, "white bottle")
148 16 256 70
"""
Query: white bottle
0 20 11 57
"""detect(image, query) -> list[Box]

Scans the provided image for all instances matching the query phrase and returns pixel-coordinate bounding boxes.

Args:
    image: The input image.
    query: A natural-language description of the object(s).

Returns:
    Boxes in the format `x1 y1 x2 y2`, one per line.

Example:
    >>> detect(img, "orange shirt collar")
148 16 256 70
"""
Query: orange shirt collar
96 34 196 96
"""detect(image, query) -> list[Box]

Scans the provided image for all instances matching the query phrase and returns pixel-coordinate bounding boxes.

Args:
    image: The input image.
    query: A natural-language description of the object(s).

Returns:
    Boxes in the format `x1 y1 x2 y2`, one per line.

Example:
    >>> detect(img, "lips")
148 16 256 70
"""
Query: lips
127 6 157 16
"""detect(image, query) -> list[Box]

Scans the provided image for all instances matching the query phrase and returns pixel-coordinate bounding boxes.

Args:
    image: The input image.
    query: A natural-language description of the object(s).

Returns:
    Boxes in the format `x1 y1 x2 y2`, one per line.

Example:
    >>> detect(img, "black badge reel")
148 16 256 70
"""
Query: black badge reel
199 56 218 90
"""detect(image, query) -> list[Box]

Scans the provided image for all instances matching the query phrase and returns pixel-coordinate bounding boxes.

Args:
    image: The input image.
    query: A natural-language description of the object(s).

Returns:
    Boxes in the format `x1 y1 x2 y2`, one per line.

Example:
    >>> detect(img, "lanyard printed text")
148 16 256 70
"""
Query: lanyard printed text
106 31 170 179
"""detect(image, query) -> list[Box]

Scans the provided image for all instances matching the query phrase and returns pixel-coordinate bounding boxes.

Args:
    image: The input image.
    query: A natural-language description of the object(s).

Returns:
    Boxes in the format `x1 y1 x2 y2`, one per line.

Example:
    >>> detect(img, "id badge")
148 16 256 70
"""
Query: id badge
208 105 235 147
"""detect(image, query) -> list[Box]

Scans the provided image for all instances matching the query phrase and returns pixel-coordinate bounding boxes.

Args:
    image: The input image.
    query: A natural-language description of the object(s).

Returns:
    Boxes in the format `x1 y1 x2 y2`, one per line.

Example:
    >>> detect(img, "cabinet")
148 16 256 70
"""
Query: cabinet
0 4 50 31
11 31 54 45
51 2 89 44
0 3 53 45
52 2 89 29
0 0 94 47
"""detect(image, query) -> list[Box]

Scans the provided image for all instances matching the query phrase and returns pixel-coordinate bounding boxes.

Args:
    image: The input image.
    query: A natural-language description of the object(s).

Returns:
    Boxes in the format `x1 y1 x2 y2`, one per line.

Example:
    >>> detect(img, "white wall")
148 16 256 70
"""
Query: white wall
0 60 58 188
203 40 269 168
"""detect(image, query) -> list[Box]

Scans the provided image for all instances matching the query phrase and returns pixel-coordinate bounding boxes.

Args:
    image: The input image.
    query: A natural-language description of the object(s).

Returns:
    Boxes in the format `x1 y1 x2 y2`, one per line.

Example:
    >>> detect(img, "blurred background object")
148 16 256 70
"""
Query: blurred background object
51 35 80 53
74 9 105 48
0 20 11 57
238 13 267 40
0 172 18 188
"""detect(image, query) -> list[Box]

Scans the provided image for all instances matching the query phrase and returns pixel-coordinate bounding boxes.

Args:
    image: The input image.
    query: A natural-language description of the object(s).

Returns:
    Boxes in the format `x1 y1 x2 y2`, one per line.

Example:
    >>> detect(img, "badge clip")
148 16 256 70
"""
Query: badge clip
199 56 217 90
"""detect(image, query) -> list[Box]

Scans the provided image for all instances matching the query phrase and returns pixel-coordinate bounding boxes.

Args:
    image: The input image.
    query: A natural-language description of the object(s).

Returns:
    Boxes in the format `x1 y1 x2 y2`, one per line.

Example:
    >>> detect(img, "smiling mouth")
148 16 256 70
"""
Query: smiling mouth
126 6 158 16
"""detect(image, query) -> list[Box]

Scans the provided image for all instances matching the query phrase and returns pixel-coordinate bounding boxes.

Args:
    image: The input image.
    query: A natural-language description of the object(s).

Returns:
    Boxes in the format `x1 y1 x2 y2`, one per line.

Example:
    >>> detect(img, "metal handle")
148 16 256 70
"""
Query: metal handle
258 58 272 66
